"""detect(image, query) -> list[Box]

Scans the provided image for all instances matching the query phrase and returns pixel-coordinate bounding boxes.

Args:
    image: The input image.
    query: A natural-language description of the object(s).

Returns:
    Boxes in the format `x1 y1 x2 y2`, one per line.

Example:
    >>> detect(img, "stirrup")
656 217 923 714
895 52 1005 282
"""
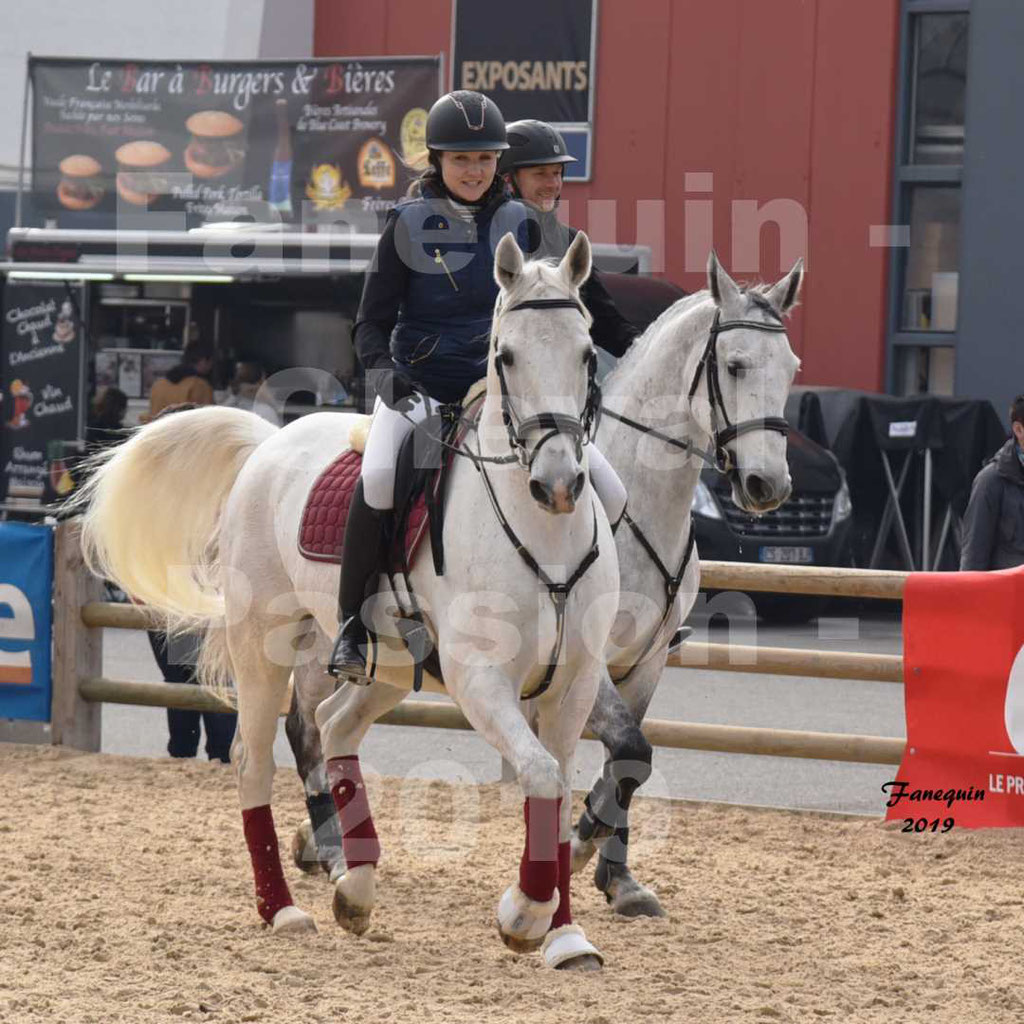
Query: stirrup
327 616 372 684
666 625 693 657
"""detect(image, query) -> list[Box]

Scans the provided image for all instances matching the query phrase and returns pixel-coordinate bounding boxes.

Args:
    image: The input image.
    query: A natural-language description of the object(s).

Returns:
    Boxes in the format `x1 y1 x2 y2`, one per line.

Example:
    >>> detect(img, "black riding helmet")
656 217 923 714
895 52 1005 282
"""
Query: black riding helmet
498 119 577 175
426 90 509 151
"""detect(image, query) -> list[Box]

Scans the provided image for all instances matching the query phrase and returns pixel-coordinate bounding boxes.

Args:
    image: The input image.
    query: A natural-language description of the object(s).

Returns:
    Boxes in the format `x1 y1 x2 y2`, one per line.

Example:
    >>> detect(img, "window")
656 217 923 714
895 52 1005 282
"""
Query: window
889 4 969 396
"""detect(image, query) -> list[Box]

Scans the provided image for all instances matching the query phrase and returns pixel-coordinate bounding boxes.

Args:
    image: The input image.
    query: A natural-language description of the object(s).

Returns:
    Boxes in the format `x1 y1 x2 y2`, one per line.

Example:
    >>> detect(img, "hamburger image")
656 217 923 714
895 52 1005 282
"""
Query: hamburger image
115 140 172 206
57 154 104 210
184 110 246 179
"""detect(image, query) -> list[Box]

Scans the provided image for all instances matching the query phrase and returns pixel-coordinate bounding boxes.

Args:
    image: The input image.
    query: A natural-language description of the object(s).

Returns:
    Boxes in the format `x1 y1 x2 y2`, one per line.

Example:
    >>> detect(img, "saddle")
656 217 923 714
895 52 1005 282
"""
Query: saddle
298 388 485 576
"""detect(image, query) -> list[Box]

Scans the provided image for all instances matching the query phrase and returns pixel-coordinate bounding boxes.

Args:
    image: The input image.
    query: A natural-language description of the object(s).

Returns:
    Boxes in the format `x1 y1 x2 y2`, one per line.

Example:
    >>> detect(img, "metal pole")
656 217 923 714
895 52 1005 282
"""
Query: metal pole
869 451 913 569
879 451 918 570
922 448 933 571
15 55 32 229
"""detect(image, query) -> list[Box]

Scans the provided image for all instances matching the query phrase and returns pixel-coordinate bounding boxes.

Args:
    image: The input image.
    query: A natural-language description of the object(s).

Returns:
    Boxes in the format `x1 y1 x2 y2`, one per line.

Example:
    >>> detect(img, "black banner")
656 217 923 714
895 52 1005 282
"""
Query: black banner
29 56 441 225
1 281 84 509
452 0 596 124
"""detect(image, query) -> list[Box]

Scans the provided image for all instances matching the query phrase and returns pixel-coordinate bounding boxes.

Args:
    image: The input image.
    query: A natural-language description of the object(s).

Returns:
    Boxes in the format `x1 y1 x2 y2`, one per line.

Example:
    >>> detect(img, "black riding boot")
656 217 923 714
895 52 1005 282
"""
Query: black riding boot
328 480 389 679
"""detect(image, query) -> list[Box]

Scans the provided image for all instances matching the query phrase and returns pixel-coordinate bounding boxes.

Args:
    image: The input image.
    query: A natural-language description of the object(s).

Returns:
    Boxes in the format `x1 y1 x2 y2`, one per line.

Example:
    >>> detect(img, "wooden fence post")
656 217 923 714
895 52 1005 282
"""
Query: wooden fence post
51 520 102 751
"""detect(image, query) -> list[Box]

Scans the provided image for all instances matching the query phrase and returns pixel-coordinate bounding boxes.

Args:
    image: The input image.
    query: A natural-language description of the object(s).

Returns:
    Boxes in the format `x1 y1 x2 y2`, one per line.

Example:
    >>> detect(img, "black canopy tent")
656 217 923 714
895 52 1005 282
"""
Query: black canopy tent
785 388 1006 570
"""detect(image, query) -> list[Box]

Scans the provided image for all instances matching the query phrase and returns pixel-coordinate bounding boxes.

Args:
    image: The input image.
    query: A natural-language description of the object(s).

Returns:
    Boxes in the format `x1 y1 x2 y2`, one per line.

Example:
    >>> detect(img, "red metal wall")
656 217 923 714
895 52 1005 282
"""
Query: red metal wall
315 0 900 391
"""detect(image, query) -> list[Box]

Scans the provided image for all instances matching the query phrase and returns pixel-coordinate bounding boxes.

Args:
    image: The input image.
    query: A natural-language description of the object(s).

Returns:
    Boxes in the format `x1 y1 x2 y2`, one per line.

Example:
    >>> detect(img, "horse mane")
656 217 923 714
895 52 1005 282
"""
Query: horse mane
609 281 792 381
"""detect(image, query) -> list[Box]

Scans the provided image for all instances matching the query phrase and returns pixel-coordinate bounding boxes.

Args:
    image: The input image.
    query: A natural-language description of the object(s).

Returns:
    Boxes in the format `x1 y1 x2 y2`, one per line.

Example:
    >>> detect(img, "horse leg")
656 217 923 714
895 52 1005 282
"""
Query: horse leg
285 655 344 882
535 689 605 971
446 668 570 956
572 667 666 918
315 679 407 935
230 626 315 934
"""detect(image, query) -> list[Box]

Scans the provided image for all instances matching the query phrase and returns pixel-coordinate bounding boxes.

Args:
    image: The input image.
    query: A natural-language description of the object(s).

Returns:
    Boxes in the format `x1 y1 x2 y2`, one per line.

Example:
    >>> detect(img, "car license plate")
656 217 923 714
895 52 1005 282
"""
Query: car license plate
759 546 814 564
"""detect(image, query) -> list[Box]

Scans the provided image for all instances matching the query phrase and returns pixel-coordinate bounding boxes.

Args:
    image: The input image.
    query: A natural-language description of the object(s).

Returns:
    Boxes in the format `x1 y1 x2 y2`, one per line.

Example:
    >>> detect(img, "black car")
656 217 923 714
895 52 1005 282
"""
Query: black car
599 272 855 620
691 428 854 620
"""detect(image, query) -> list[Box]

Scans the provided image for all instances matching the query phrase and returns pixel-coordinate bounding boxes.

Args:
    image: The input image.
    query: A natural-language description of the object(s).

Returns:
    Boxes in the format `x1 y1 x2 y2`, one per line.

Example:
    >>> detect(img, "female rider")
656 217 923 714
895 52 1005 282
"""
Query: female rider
330 91 626 678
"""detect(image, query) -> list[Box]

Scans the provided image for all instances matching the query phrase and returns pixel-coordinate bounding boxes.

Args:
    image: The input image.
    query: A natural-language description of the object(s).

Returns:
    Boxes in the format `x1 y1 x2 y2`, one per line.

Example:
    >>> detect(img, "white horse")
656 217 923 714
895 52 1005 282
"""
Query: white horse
76 232 619 970
285 254 804 921
569 253 804 915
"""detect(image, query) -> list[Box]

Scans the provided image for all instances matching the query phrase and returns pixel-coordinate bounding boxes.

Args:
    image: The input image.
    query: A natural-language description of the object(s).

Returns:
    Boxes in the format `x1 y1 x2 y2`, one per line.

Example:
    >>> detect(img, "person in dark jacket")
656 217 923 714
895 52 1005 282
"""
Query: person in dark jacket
960 394 1024 571
328 90 527 677
329 92 626 678
500 119 640 361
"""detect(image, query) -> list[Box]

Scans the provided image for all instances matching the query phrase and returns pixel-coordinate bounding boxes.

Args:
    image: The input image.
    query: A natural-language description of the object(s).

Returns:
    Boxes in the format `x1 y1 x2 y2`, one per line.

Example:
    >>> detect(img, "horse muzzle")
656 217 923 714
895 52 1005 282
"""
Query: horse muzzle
529 467 586 514
733 471 791 514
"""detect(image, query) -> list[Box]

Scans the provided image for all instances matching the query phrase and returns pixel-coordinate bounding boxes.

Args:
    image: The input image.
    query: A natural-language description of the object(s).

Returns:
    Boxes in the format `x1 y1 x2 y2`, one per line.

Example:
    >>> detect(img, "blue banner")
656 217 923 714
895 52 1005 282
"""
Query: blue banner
0 522 54 721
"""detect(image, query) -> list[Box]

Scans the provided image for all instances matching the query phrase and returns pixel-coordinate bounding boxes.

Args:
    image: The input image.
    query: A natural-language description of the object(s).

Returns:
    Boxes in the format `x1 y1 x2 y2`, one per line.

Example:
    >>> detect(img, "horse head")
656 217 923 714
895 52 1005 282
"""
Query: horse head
691 252 803 514
491 230 597 514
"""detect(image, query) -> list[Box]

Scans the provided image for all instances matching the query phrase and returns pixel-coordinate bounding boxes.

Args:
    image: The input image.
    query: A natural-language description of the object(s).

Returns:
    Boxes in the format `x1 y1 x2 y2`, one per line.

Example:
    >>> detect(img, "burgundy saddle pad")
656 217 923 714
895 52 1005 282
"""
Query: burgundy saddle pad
298 450 429 566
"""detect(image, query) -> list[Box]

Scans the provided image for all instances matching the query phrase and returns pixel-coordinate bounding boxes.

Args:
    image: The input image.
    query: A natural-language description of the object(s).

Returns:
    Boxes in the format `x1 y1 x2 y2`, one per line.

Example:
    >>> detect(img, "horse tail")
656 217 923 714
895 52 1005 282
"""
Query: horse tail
73 406 278 638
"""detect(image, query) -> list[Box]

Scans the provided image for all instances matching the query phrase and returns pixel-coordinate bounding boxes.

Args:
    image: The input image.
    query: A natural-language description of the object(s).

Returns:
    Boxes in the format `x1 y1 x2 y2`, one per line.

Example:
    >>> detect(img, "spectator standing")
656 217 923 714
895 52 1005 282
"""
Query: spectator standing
148 338 215 419
960 394 1024 570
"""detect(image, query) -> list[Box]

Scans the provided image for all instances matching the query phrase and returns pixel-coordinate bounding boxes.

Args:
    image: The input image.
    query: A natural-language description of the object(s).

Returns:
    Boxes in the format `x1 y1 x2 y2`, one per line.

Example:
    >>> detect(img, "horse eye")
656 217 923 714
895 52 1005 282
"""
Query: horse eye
499 349 514 367
727 363 747 379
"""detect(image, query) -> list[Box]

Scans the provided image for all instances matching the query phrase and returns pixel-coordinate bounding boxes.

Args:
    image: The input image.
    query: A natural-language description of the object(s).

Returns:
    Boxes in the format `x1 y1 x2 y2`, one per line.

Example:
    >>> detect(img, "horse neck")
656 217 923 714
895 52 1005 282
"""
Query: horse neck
597 294 716 550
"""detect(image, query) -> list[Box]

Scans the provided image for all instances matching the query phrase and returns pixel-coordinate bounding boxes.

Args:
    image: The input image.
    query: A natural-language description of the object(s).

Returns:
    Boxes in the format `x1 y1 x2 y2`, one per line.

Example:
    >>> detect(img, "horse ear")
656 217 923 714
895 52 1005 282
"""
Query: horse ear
559 230 592 291
765 257 805 315
707 250 742 309
494 232 524 291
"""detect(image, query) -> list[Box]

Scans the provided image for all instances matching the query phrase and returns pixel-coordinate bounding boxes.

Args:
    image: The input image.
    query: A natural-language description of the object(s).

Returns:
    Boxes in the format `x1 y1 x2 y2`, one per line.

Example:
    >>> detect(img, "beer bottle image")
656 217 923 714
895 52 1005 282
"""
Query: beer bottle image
268 98 293 218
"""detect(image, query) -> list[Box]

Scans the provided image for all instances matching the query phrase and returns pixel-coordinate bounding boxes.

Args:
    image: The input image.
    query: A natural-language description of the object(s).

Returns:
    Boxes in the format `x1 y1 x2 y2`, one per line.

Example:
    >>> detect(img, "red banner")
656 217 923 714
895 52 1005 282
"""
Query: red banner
887 566 1024 828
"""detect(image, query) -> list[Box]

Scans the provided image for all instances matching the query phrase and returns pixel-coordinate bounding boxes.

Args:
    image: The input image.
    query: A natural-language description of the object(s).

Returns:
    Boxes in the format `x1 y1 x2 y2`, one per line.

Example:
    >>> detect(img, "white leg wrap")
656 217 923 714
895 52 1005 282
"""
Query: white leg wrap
541 924 604 968
497 884 560 945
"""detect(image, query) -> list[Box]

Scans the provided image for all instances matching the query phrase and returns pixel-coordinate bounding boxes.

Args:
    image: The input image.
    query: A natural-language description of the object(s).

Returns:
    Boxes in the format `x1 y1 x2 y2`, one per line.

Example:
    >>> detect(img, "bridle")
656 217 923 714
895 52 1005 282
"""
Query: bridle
687 309 791 472
602 307 792 682
492 295 600 470
602 307 790 475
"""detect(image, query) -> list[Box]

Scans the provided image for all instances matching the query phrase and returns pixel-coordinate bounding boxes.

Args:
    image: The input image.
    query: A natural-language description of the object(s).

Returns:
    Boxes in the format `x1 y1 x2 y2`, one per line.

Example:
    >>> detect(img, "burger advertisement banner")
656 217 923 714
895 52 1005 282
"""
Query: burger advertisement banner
29 56 441 225
1 280 84 509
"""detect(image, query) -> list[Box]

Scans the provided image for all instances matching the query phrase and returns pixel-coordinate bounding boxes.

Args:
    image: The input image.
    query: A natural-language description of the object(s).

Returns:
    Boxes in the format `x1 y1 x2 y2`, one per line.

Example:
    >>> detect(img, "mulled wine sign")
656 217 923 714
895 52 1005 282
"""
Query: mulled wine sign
1 280 84 509
29 56 442 227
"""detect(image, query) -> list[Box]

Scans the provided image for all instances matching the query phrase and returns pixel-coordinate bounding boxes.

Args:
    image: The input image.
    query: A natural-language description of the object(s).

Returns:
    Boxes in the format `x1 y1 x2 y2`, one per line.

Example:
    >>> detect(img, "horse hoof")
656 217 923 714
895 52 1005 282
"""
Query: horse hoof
542 924 604 970
332 865 376 936
333 886 372 935
497 927 546 954
610 886 667 919
496 884 559 953
290 821 320 876
557 953 603 972
271 905 317 934
570 833 596 875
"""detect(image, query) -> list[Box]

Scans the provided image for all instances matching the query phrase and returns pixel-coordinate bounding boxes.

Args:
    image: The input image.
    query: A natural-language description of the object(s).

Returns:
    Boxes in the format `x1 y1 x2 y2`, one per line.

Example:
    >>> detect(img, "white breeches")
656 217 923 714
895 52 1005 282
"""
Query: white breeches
362 396 440 511
360 396 627 524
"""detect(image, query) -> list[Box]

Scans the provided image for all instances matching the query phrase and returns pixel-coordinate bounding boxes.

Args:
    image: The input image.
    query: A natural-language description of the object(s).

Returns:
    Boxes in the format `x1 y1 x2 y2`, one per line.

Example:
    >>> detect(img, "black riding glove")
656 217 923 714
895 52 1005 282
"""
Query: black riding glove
367 365 423 412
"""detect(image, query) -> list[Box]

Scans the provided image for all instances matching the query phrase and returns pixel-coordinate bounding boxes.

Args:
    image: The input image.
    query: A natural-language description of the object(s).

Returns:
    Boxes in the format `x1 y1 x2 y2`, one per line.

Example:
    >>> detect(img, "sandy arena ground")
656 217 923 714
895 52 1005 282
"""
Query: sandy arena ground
2 743 1024 1024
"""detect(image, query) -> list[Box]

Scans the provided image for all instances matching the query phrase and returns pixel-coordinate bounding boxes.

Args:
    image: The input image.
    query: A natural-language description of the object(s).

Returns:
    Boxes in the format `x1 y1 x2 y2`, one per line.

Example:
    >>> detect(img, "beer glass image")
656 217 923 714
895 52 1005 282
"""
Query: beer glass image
8 380 33 430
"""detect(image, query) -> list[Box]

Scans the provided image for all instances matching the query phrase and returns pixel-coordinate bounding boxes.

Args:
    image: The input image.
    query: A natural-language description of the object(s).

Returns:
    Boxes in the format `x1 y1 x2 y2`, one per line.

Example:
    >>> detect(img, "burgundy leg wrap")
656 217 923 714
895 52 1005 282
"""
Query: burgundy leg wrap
551 841 573 929
327 755 381 869
241 805 293 925
519 796 561 903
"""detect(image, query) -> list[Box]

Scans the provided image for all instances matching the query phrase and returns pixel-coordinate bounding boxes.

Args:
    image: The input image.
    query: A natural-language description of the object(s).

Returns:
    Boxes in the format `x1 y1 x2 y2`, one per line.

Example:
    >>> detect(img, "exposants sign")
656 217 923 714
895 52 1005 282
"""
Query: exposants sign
28 56 442 226
451 0 597 181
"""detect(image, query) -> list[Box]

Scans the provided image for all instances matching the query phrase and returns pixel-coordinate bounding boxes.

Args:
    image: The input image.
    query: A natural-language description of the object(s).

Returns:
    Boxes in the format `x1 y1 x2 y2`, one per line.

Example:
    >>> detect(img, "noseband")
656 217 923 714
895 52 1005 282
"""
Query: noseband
493 297 600 470
686 310 790 473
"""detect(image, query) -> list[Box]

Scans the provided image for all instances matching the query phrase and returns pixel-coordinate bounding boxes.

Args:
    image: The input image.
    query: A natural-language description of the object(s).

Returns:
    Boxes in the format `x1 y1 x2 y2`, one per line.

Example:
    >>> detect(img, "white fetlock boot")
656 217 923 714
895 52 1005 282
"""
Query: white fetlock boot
496 884 560 953
541 924 604 970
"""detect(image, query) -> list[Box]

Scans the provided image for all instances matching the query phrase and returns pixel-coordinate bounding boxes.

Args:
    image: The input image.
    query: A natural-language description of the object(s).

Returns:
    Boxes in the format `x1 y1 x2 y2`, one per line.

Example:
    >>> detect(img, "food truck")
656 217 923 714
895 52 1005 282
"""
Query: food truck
0 55 650 514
